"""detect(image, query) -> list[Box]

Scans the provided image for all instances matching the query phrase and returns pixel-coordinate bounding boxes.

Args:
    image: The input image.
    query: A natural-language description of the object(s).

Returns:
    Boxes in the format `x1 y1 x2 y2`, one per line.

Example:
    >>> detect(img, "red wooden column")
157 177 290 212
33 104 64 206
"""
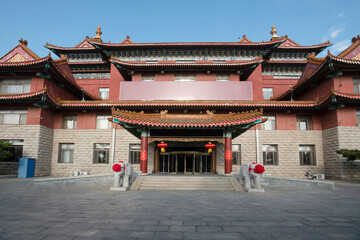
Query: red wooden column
224 131 232 174
140 130 149 173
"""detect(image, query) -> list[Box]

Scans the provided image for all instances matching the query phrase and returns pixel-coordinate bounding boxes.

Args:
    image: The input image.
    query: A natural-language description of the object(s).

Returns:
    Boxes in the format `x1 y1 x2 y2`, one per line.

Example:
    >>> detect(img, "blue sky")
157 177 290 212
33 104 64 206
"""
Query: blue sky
0 0 359 59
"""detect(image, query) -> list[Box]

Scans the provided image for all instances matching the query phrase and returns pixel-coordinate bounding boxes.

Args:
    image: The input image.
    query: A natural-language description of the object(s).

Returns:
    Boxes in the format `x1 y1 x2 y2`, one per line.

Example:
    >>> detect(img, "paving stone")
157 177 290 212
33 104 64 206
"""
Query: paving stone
41 235 76 240
169 225 196 232
325 217 351 222
159 220 183 225
302 221 331 226
0 178 360 240
196 226 223 232
8 234 48 240
154 231 184 239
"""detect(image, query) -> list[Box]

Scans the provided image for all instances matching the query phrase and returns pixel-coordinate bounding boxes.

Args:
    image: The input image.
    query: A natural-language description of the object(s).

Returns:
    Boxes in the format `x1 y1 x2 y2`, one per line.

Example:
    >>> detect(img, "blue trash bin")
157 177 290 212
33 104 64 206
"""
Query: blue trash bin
17 158 35 178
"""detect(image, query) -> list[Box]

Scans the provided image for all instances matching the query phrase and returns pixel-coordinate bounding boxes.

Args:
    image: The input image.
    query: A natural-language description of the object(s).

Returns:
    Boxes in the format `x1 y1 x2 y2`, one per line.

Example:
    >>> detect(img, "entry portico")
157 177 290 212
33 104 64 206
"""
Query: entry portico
110 107 265 174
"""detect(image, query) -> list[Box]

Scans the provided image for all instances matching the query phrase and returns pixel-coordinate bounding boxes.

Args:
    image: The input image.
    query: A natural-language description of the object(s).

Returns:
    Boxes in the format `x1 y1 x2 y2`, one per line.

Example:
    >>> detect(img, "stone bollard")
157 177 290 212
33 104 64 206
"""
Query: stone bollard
240 162 265 193
110 161 127 191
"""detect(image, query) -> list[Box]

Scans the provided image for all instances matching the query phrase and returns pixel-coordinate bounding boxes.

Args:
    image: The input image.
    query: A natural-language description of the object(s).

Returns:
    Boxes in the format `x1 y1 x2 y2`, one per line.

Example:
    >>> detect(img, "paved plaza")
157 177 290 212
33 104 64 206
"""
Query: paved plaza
0 178 359 240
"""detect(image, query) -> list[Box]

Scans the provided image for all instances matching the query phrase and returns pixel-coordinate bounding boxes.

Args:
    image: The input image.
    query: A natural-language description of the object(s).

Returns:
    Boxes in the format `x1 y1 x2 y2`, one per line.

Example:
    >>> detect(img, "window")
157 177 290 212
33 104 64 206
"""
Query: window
129 144 141 164
0 110 27 125
93 143 110 164
174 74 196 81
232 144 241 165
263 88 273 100
141 74 155 82
98 88 109 99
262 145 278 165
261 115 276 130
353 78 360 93
62 115 77 129
0 140 23 162
357 110 360 126
96 115 111 129
58 143 74 163
0 79 31 94
216 74 230 82
296 115 313 130
299 145 316 165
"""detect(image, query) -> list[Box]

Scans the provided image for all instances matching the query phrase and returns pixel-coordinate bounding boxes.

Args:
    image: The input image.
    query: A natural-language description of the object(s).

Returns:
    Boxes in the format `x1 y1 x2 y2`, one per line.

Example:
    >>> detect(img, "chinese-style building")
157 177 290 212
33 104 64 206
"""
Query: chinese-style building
1 26 360 181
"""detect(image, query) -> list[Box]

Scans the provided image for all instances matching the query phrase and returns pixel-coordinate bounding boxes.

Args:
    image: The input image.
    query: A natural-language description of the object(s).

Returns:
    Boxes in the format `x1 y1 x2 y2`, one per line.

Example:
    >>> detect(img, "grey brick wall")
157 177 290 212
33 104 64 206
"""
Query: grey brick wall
232 130 325 179
323 126 360 180
0 125 53 177
51 129 141 177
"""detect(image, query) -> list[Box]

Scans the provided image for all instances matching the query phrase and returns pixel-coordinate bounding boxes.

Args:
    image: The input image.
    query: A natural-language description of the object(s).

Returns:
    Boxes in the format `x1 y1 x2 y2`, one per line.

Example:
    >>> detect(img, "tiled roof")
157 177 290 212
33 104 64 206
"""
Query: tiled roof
110 108 264 128
90 39 285 48
110 58 263 68
272 53 360 100
57 99 317 108
0 89 46 100
277 41 331 50
265 60 308 64
0 57 99 100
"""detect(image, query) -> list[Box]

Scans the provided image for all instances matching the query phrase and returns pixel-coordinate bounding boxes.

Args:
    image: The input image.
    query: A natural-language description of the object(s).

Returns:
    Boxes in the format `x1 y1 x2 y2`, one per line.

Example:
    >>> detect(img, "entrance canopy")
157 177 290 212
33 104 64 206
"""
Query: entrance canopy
109 107 265 138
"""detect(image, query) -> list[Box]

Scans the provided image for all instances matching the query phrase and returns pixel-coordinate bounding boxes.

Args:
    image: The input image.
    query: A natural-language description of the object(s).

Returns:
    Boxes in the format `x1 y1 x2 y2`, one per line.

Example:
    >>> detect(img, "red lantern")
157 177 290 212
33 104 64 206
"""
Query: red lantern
205 142 215 153
158 142 168 153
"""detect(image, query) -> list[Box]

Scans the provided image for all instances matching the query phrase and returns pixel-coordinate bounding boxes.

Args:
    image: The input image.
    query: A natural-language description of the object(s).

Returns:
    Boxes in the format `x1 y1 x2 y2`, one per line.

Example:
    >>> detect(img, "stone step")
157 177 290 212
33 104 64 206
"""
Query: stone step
138 175 235 191
139 186 235 191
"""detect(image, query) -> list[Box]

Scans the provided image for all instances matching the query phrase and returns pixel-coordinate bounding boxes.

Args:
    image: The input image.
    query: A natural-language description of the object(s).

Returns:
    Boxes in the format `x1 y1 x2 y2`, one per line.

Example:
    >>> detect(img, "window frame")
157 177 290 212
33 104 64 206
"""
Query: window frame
174 74 196 82
98 88 109 99
96 115 112 129
0 140 23 162
296 115 313 130
58 143 74 163
353 78 360 94
93 143 110 164
262 144 279 165
129 144 141 164
0 79 31 94
262 88 273 100
299 145 316 166
141 74 155 82
261 115 276 130
0 109 27 125
216 74 230 82
357 110 360 126
62 115 77 129
232 144 241 165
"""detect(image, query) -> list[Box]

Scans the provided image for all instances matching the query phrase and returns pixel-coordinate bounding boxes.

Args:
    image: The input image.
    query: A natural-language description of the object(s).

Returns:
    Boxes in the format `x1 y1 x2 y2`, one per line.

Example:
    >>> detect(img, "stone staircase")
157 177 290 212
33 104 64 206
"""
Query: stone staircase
133 175 242 191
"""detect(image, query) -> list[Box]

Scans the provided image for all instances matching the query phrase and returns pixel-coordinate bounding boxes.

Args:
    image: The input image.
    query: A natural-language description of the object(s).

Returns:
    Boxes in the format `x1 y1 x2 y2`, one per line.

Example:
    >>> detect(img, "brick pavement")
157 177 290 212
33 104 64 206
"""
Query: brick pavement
0 178 359 240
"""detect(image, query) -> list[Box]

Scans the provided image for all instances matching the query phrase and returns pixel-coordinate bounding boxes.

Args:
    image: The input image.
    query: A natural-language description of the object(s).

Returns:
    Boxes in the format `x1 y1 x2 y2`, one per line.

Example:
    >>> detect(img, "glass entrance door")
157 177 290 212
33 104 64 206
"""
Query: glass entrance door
159 152 211 174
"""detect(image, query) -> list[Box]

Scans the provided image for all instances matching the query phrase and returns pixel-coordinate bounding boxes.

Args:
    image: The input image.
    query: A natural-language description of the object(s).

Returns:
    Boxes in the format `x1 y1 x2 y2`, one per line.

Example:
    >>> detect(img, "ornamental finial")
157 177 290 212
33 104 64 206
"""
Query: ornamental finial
92 26 102 42
19 38 28 46
270 25 278 37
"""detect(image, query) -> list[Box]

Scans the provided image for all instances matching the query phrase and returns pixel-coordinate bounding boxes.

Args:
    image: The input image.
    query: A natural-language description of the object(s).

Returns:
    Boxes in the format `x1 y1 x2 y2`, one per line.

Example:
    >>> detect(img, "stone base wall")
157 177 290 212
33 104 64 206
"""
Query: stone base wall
51 129 140 177
323 126 360 180
3 124 354 179
0 162 18 175
0 125 53 177
232 130 325 179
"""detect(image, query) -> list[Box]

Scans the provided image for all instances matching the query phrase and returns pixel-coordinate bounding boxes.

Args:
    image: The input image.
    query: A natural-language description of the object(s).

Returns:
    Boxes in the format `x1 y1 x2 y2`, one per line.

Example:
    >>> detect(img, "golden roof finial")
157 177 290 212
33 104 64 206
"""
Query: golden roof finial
92 26 102 42
270 25 278 37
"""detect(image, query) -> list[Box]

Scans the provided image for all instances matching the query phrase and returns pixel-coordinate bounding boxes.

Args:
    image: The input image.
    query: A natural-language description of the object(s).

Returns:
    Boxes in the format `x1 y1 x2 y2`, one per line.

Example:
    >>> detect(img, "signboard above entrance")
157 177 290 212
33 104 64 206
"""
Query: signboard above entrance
119 81 253 101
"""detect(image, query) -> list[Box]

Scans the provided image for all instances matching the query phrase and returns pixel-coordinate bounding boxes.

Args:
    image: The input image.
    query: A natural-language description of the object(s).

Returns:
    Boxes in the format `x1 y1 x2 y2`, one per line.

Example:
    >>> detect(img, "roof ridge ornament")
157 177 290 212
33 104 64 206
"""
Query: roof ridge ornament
352 35 360 43
92 26 103 42
270 25 281 41
19 38 28 46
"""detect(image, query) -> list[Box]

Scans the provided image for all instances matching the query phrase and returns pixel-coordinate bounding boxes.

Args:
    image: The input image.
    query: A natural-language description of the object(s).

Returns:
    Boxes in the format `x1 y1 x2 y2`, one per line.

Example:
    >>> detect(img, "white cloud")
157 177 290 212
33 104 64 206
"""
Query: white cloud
329 27 344 39
331 40 351 54
337 12 344 17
